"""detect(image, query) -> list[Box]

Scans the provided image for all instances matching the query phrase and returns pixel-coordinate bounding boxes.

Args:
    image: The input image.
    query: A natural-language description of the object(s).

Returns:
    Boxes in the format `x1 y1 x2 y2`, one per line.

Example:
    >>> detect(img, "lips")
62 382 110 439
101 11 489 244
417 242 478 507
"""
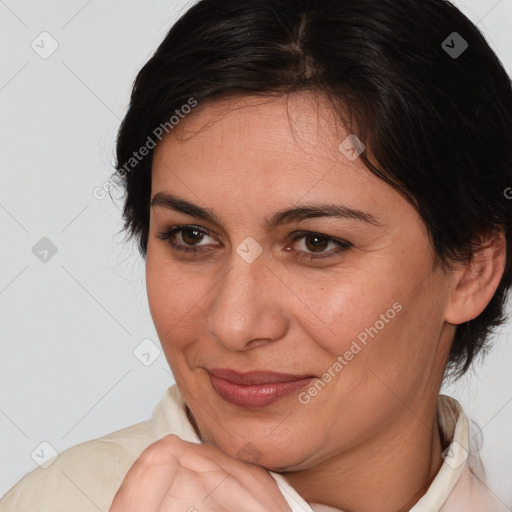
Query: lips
208 368 316 408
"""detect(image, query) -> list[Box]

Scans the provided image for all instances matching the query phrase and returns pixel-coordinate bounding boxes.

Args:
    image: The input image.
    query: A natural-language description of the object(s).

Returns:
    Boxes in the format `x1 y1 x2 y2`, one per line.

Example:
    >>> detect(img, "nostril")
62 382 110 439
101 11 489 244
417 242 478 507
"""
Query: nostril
245 338 275 349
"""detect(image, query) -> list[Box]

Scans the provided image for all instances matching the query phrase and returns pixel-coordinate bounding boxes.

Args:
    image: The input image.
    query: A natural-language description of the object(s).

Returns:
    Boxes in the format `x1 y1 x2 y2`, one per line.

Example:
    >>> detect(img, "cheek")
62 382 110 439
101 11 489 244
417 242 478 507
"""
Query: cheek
299 274 402 359
145 246 206 350
302 270 443 395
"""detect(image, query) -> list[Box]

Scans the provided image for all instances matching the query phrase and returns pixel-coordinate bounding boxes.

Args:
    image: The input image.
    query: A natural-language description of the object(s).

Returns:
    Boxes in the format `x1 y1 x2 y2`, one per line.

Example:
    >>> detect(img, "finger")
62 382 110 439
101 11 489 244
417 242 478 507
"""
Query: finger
175 443 292 511
111 435 186 511
157 465 282 512
111 461 175 512
112 436 291 512
178 446 226 473
152 439 289 511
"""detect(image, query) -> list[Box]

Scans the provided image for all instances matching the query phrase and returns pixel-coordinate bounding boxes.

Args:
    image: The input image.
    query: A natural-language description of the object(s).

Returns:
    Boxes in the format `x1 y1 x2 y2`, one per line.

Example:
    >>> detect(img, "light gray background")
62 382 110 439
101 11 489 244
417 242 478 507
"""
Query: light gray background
1 0 511 505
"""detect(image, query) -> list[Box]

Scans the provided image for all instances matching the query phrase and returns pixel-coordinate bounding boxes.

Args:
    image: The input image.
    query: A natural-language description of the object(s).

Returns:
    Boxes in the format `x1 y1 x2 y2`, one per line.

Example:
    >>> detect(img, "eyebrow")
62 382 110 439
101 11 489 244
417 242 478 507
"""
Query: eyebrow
150 192 383 230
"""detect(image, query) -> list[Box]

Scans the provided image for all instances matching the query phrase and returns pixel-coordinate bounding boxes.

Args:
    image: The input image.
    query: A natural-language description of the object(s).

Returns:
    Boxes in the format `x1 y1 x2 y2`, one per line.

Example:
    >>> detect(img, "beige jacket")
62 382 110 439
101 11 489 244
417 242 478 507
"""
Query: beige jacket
0 385 508 511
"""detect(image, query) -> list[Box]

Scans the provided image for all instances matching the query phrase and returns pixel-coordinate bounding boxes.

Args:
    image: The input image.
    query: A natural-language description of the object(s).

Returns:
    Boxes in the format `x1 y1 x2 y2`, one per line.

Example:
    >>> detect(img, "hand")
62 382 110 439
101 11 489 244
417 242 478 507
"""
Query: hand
109 434 292 512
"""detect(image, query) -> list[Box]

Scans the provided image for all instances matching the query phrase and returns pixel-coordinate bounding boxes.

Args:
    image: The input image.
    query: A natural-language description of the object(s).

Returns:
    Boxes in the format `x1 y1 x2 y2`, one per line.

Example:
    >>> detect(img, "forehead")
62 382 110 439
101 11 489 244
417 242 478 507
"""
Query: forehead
152 93 370 185
149 93 416 231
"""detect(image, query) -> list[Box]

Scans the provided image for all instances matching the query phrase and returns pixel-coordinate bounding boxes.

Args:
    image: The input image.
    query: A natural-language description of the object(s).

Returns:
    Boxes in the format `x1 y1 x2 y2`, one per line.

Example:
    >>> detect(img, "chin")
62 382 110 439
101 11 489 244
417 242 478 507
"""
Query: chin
215 438 315 472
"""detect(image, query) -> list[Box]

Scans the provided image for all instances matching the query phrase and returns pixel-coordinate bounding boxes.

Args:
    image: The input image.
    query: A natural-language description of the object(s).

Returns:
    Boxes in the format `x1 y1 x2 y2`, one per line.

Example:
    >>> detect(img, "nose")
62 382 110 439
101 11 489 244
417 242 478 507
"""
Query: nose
206 251 289 352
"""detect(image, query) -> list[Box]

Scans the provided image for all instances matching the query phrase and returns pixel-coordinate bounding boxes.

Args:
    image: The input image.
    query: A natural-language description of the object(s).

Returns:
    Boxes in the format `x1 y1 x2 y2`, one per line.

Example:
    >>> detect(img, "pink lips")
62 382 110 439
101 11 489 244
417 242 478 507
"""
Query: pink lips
208 368 316 408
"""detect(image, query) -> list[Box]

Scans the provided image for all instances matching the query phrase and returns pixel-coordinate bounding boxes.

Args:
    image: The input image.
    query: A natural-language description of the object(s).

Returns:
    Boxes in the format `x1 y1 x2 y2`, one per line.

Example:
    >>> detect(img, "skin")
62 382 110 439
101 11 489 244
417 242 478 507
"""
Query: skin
110 92 506 512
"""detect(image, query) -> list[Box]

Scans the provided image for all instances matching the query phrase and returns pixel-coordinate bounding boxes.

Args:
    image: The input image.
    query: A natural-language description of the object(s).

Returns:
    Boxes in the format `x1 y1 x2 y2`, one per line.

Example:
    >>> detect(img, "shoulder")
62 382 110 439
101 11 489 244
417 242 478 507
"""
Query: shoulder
0 420 157 512
443 463 510 512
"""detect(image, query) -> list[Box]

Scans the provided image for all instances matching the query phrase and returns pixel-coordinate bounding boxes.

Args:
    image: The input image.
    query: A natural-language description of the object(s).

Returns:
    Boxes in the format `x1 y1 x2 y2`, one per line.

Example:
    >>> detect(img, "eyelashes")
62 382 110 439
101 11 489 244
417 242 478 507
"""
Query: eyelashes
155 224 352 262
156 225 215 256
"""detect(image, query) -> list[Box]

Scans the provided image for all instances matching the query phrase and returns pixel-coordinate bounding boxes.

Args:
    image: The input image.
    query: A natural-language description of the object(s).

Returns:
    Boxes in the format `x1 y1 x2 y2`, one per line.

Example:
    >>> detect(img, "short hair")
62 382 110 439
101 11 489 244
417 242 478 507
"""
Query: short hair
114 0 512 378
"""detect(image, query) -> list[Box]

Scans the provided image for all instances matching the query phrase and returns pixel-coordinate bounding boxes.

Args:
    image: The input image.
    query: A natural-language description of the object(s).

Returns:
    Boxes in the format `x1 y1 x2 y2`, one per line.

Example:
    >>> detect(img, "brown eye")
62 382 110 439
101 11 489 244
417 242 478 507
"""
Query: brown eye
303 234 330 252
180 228 205 246
155 225 218 255
290 231 352 262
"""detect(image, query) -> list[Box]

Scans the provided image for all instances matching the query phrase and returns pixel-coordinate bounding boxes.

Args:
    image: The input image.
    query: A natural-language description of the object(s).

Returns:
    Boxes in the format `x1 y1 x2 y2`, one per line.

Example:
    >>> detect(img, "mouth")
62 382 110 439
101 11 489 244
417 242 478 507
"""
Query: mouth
207 368 316 408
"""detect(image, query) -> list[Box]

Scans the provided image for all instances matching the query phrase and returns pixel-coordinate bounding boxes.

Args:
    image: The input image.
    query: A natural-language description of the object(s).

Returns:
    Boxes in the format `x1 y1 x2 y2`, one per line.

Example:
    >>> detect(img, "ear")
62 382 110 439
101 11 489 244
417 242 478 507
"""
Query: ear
444 230 507 325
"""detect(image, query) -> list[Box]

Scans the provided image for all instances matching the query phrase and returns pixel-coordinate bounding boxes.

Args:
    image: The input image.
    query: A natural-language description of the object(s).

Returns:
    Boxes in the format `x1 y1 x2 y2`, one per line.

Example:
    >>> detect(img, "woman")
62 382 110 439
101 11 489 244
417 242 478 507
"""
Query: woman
2 0 511 510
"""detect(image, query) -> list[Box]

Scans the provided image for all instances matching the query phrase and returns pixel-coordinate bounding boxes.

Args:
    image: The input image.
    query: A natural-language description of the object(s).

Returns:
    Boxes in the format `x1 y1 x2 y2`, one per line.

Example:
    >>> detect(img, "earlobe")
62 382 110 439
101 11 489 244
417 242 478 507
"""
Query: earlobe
444 230 506 325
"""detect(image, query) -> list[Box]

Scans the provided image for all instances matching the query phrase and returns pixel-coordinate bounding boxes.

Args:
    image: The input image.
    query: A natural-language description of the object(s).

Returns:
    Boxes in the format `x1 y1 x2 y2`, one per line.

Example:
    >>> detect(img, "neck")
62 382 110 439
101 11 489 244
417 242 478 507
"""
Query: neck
282 400 443 512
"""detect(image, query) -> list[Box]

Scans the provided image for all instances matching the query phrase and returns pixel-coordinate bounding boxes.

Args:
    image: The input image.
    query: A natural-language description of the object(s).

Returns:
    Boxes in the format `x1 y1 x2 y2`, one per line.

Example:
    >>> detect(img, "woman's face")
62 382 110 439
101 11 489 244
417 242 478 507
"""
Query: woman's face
146 93 455 471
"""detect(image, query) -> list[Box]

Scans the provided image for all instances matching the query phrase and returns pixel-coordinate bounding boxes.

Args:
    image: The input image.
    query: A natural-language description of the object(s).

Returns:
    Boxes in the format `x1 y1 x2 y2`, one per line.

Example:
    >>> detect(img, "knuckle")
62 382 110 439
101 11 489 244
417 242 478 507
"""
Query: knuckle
136 434 187 465
162 433 184 445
